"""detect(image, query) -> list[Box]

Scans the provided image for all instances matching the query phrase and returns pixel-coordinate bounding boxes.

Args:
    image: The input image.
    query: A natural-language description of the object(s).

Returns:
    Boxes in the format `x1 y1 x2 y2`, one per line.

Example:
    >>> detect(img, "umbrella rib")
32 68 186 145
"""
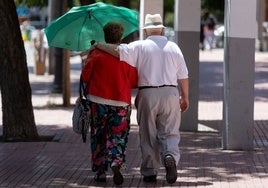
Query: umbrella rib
77 12 90 50
91 14 103 29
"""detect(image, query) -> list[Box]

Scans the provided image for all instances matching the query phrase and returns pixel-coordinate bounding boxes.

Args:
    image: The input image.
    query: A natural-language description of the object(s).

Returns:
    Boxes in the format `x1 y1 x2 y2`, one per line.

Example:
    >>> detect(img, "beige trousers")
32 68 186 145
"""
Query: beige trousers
135 86 181 176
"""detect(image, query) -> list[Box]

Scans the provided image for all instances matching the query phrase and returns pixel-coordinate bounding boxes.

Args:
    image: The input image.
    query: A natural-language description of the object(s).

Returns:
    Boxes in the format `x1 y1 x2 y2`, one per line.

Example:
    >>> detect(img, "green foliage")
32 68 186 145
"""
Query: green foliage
163 0 225 27
72 0 81 6
201 0 224 23
164 0 174 11
14 0 225 26
201 0 224 10
164 12 174 27
14 0 48 7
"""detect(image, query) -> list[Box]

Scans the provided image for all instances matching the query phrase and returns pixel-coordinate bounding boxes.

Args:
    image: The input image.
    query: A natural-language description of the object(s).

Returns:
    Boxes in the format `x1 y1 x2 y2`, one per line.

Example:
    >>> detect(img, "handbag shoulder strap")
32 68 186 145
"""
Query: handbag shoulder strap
79 75 88 99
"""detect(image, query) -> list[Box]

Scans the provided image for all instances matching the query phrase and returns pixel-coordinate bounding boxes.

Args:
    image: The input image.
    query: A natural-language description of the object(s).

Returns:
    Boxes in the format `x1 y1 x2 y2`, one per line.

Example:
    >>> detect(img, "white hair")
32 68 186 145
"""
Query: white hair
145 28 164 36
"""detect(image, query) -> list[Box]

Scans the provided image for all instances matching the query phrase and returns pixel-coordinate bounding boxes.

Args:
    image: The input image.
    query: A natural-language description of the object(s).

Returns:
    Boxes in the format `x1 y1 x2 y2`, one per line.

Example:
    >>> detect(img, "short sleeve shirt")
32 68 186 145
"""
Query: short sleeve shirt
118 35 188 87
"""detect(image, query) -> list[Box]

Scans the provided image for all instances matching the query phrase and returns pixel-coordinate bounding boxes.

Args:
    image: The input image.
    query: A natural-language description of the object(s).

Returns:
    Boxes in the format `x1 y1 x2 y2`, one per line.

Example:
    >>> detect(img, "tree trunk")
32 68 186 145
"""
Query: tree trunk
49 0 65 93
0 0 39 141
63 50 71 106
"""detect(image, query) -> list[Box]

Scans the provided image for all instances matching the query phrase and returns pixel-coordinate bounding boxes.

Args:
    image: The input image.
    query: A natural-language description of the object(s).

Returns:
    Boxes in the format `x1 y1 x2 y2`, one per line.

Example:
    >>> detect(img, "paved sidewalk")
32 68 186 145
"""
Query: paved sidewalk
0 49 267 187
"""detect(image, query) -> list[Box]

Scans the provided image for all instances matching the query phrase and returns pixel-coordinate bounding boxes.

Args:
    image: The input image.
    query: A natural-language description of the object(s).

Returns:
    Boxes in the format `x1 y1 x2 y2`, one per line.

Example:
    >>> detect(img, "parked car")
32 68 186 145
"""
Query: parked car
214 24 224 48
164 27 175 42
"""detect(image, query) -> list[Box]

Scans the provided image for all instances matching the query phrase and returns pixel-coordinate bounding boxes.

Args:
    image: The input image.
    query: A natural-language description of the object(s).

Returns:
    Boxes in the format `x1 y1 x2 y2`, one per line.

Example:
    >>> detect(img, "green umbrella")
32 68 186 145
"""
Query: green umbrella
44 2 139 51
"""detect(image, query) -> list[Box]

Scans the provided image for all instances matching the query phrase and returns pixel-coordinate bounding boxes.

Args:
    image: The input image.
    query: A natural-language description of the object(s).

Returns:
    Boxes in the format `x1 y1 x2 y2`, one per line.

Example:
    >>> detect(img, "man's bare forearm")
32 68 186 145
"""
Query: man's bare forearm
178 78 189 112
179 78 189 99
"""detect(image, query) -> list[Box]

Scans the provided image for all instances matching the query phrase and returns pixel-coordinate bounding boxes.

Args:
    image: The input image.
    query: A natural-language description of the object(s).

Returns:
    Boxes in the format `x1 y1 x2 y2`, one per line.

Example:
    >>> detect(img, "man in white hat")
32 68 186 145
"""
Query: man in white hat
95 13 189 184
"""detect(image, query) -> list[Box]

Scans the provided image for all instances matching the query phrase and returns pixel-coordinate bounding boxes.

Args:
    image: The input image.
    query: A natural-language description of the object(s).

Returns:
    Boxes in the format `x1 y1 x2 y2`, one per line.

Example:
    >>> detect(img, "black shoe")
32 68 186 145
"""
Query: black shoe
164 155 177 184
94 172 106 182
143 175 157 182
111 165 124 185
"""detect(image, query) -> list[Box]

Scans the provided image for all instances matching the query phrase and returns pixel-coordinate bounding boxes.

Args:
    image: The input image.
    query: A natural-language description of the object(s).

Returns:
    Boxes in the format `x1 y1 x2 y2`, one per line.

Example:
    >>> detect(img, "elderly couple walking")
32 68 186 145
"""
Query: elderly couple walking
81 13 189 185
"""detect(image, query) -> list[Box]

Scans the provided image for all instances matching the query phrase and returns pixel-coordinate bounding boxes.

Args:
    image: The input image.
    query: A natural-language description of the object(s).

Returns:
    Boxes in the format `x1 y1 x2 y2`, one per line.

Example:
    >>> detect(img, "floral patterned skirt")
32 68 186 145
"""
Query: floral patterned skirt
89 101 131 173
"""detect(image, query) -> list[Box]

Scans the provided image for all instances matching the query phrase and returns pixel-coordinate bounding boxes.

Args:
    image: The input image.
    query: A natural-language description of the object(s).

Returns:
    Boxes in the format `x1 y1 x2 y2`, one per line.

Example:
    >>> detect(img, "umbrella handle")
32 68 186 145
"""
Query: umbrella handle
91 40 95 45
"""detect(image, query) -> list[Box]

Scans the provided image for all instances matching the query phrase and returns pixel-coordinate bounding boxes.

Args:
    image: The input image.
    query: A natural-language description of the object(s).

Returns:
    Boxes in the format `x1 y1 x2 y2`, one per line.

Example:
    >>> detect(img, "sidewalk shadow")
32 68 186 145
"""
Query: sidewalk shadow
255 61 268 102
1 124 267 187
199 61 223 101
178 130 268 186
199 60 268 103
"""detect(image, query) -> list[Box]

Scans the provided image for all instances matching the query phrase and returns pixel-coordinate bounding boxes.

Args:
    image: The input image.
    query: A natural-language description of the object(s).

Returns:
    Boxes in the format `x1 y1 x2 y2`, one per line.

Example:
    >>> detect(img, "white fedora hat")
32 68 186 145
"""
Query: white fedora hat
143 14 165 29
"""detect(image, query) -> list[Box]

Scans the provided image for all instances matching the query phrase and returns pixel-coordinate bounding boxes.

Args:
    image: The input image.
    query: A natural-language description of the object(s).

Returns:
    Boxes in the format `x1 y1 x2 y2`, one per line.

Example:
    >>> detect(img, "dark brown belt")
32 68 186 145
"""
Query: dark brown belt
138 85 177 90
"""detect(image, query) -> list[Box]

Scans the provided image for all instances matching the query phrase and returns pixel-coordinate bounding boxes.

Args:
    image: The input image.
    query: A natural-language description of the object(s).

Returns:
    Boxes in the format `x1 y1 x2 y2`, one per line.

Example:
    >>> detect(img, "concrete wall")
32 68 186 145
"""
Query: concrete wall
222 0 257 150
174 0 201 131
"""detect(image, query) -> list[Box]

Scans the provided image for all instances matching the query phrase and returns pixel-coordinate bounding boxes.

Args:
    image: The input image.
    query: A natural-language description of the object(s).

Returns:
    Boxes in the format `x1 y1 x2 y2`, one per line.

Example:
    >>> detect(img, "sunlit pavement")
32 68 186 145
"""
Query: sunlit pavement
0 45 267 187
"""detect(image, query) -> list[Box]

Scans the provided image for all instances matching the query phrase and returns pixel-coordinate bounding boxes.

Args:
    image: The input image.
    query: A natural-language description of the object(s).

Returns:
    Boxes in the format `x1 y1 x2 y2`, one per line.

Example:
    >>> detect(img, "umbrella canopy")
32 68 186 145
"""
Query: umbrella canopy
45 2 139 51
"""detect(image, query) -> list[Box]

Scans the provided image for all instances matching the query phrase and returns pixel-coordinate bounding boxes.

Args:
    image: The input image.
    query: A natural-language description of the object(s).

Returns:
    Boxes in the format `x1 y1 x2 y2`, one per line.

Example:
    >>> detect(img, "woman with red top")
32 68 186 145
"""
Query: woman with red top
81 22 138 185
